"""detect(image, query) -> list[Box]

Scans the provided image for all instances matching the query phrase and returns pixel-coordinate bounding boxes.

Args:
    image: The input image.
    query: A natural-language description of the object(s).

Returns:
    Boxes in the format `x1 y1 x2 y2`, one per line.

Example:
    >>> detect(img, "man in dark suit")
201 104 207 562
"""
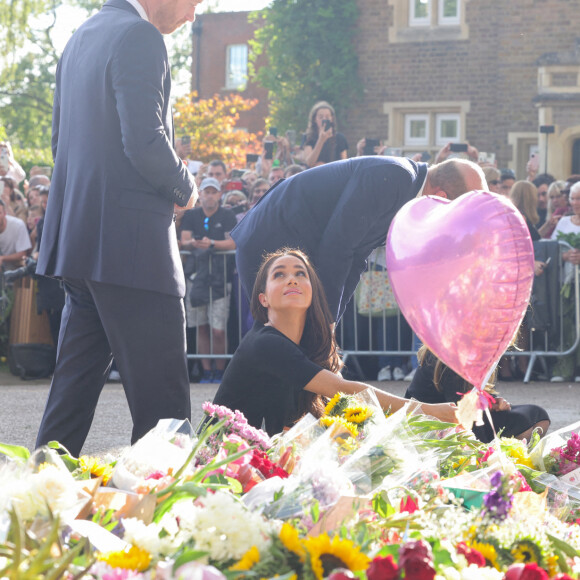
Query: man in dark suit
35 0 201 456
233 156 487 323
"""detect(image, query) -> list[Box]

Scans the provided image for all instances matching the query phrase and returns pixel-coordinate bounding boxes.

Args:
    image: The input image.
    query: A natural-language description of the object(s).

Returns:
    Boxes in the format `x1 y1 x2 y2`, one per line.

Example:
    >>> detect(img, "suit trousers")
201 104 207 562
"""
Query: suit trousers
36 278 191 456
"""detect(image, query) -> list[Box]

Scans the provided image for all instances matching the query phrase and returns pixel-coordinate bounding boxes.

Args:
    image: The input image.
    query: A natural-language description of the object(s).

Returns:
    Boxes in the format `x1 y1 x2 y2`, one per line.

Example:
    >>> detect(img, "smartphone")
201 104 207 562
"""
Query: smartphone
264 142 275 160
229 170 245 179
269 127 278 137
181 135 191 145
286 129 296 147
420 151 431 162
449 143 468 152
246 153 259 164
363 138 380 156
322 119 333 131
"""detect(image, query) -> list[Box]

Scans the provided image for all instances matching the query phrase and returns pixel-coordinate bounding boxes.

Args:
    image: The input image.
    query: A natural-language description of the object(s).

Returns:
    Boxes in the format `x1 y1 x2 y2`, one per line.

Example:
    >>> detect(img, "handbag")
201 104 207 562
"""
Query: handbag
355 262 399 317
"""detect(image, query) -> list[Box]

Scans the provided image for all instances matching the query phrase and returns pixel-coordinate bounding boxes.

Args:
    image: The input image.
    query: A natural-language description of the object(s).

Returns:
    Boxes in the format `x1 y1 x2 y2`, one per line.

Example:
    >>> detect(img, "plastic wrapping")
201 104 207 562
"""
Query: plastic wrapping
529 420 580 475
111 418 196 491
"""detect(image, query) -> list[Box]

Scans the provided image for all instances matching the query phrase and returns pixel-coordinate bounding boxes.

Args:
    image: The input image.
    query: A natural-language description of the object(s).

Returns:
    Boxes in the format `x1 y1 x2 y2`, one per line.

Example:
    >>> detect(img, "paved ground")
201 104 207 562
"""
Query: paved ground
0 369 578 456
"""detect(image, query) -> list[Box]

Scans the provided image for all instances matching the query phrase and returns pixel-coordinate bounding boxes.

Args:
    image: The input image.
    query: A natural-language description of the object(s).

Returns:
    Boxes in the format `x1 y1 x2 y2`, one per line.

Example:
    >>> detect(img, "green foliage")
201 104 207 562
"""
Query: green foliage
0 0 60 149
0 0 191 151
249 0 362 133
12 146 53 175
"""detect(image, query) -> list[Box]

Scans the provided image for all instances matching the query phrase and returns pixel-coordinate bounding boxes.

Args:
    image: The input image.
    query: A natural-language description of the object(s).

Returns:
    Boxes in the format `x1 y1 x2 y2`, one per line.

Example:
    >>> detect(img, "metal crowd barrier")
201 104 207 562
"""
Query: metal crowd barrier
183 244 580 384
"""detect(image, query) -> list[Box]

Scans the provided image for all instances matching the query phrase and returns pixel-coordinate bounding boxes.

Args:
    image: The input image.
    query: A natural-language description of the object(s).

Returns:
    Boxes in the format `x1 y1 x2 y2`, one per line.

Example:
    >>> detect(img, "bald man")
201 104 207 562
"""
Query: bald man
233 156 486 322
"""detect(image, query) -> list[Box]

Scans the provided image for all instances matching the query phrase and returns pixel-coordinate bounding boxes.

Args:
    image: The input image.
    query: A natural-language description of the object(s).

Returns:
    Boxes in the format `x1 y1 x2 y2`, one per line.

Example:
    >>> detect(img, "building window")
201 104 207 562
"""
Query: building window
439 0 460 25
409 0 430 26
225 44 248 90
436 113 460 145
405 114 430 146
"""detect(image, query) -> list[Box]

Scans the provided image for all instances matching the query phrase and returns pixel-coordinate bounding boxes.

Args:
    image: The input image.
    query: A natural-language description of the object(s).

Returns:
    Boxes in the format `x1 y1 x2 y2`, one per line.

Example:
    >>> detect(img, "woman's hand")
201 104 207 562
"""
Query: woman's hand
492 397 511 412
356 138 366 156
534 260 547 276
318 123 333 144
423 402 459 424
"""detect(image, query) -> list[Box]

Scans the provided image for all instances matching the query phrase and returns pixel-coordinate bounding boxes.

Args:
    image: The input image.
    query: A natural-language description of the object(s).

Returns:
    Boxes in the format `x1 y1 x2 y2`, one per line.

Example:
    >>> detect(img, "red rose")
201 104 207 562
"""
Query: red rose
400 495 419 514
456 542 486 567
402 557 436 580
367 555 399 580
504 563 550 580
399 539 432 566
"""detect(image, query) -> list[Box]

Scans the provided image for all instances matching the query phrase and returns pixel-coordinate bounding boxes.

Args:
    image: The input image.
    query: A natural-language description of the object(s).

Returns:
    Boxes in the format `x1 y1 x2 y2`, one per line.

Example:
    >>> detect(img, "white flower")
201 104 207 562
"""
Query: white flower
158 491 275 563
437 565 503 580
122 517 180 558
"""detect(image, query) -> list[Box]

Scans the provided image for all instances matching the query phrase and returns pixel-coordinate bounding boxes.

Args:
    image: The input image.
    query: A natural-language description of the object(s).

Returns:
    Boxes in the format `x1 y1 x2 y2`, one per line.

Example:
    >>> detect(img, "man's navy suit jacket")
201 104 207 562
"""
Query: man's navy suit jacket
231 156 428 322
37 0 195 298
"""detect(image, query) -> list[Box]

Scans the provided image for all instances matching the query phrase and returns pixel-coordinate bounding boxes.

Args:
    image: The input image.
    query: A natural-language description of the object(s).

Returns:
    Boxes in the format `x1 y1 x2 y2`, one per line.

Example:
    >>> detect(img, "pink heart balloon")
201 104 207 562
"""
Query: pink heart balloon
386 191 535 389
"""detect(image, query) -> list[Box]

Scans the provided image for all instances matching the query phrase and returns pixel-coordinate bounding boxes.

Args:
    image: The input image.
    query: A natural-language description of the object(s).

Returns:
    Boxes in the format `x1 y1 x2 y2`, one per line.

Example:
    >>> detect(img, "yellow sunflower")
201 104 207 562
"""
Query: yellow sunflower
79 455 114 485
230 545 261 571
324 393 344 416
302 533 370 580
97 546 151 571
469 541 499 570
511 540 542 565
319 416 358 439
343 406 373 424
279 523 306 561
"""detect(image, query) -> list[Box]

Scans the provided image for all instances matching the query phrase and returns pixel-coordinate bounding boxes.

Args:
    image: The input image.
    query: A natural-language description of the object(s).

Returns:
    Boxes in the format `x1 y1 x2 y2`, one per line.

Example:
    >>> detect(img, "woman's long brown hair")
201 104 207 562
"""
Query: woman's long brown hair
251 248 343 419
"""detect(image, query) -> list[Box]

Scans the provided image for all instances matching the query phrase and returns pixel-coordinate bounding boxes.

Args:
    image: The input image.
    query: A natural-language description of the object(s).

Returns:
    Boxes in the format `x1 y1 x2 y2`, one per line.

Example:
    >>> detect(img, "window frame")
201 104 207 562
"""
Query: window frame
225 44 248 90
404 114 430 146
435 113 461 145
409 0 431 27
438 0 460 25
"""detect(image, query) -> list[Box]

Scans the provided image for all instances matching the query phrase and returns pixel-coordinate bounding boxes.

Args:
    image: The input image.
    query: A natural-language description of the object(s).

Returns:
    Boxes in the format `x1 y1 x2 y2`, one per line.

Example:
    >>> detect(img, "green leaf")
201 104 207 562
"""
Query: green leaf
172 549 210 571
547 533 580 559
0 442 30 461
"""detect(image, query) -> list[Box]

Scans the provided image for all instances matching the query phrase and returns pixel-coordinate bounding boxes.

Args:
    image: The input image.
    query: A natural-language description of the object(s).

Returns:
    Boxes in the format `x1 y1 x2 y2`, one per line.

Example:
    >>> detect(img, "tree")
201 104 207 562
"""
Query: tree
0 0 193 152
249 0 361 134
173 92 261 167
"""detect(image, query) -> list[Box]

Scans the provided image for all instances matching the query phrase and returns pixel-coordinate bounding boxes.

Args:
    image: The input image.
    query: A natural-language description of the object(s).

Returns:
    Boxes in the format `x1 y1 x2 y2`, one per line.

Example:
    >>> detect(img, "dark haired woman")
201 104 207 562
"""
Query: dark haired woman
405 347 550 443
301 101 348 168
213 248 458 436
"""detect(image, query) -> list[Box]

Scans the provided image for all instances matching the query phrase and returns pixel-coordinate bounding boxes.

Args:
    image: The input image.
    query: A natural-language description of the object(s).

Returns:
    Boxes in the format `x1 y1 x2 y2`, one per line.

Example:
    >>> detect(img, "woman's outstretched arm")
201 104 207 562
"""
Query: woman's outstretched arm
304 369 458 424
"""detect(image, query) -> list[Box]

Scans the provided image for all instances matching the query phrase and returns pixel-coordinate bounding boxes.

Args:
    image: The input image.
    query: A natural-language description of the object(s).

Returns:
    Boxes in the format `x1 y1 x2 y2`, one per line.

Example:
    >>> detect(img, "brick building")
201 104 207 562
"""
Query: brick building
193 1 580 178
190 11 268 135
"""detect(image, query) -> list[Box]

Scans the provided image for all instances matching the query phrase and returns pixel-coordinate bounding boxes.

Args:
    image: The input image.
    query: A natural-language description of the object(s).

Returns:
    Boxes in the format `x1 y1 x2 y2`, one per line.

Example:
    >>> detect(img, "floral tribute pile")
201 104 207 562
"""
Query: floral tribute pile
3 393 580 580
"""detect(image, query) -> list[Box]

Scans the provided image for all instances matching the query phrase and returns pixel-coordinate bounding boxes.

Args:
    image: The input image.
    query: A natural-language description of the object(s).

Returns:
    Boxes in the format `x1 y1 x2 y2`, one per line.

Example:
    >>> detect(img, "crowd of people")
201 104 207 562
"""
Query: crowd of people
2 99 580 391
168 100 580 388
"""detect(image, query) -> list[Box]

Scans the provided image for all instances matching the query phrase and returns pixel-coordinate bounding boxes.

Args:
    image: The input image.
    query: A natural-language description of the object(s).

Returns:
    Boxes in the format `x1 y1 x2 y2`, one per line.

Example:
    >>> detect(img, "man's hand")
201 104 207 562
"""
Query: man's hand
192 236 212 250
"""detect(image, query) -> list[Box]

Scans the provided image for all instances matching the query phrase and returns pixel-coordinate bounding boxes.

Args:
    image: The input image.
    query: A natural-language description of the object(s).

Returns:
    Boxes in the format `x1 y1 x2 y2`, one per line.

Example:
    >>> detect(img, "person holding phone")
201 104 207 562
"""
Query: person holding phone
301 101 349 168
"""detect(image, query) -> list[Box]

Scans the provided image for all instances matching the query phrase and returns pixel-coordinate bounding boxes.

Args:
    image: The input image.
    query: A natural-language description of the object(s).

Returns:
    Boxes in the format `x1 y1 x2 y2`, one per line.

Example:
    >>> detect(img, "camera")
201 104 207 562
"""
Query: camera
4 258 38 284
363 138 380 156
449 143 468 152
322 119 333 132
246 153 259 164
269 127 278 137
